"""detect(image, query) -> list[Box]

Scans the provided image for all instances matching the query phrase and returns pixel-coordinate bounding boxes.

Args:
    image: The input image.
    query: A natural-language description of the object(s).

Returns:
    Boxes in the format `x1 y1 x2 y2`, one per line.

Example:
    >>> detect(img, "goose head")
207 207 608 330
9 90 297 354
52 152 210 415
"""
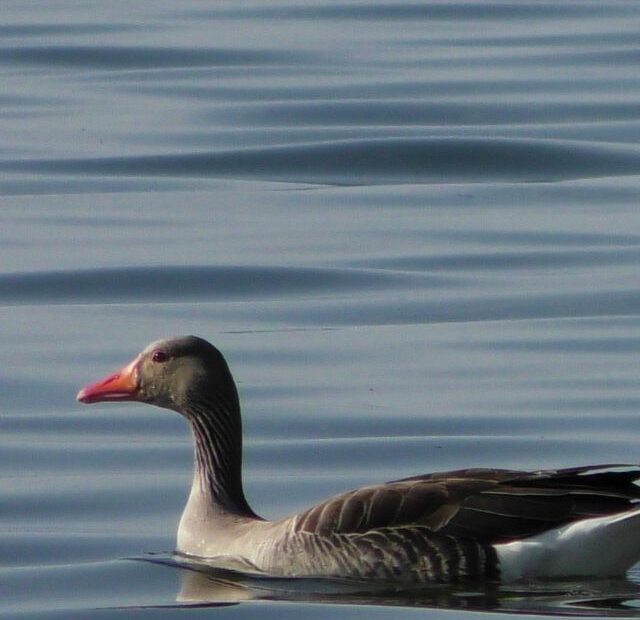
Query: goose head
76 335 239 416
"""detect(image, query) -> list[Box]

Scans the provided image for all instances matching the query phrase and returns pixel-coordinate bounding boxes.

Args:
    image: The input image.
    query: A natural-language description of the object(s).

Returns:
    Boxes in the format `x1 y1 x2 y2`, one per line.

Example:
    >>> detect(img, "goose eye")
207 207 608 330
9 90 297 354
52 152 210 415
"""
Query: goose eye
152 350 167 363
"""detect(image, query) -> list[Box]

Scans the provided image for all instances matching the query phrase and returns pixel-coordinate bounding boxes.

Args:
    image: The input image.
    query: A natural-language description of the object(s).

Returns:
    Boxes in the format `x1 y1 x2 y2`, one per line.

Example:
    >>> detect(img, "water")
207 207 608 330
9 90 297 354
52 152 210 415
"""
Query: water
2 1 640 617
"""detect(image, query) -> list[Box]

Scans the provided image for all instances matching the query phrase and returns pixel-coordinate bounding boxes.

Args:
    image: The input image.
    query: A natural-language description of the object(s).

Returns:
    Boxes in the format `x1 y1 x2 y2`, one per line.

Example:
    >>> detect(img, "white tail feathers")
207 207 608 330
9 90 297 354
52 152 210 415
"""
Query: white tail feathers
496 507 640 582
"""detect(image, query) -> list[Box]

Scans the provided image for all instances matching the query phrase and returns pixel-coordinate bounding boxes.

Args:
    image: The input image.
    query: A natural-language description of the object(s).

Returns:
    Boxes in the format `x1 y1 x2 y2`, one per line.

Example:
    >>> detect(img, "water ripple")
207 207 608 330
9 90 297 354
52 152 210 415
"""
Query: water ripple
0 265 441 306
218 100 640 127
197 2 636 21
0 23 141 38
261 289 640 326
132 78 640 103
3 137 640 184
0 46 320 70
354 247 640 272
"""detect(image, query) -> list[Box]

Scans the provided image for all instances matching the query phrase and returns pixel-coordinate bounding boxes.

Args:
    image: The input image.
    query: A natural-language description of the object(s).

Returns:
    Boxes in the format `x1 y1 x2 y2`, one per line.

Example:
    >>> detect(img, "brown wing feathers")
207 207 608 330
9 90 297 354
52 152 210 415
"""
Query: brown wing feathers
295 465 640 543
295 480 491 536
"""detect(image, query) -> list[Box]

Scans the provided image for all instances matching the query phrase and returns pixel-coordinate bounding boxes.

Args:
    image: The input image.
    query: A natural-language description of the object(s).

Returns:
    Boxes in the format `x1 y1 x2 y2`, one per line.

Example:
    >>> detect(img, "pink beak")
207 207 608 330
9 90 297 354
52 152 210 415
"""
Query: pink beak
77 357 140 404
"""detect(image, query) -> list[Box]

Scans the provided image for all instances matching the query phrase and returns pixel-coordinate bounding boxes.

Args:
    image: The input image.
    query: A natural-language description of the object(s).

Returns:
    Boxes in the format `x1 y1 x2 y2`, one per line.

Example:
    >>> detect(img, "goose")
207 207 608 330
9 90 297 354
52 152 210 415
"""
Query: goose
77 336 640 583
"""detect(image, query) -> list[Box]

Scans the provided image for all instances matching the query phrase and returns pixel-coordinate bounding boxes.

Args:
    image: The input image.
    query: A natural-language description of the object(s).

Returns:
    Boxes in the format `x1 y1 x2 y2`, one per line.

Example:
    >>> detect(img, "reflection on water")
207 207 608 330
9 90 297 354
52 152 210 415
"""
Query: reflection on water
146 556 640 617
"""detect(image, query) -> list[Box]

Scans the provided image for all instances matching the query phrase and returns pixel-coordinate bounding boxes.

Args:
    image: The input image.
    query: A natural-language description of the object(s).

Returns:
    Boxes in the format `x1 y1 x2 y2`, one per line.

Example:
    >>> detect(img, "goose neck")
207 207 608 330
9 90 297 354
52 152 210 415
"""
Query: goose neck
185 398 255 517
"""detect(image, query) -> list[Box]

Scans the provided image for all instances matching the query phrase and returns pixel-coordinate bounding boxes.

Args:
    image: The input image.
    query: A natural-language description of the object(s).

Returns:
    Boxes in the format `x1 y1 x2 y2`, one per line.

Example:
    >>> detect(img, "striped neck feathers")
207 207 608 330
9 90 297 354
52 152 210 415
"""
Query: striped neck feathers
182 386 255 517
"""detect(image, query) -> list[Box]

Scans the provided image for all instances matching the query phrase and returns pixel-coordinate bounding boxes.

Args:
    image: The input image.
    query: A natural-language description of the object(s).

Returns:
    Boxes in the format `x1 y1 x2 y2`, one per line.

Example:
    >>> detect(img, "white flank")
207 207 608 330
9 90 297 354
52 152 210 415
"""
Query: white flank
496 507 640 582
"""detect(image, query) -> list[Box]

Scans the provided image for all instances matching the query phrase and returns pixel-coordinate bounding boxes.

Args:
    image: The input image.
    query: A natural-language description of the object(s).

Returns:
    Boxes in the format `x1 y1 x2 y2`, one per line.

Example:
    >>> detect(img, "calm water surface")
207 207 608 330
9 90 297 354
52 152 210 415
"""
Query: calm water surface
3 1 640 618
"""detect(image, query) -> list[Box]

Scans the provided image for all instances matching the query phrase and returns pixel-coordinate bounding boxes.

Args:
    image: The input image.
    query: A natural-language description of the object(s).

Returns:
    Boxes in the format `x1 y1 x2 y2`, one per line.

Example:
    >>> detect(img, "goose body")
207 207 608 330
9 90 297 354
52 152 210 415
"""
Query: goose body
77 336 640 583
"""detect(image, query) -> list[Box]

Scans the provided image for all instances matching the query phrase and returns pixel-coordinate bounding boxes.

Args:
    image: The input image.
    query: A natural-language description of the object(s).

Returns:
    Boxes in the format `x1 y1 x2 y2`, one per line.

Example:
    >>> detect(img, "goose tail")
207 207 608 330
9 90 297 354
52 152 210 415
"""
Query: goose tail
496 506 640 582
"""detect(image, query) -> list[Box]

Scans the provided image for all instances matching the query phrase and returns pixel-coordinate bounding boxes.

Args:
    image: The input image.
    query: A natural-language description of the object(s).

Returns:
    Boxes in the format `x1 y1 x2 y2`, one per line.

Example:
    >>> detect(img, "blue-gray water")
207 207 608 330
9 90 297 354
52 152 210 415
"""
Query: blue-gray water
3 1 640 618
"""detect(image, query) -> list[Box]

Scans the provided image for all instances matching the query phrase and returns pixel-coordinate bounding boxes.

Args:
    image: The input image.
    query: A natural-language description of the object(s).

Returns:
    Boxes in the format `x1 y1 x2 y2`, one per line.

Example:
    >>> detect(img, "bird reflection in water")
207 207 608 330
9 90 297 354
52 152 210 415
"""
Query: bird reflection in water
141 555 640 616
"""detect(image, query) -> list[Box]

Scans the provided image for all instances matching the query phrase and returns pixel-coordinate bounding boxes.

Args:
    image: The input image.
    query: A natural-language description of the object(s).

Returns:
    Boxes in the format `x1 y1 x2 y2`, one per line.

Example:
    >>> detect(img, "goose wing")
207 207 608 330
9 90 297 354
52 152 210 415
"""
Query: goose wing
293 464 640 543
